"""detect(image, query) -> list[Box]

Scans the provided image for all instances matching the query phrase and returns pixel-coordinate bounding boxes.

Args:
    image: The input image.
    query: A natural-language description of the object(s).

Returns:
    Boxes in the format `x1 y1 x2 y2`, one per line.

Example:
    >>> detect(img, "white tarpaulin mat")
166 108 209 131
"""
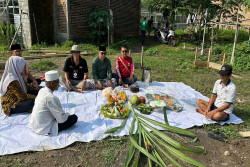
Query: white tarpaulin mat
0 82 243 155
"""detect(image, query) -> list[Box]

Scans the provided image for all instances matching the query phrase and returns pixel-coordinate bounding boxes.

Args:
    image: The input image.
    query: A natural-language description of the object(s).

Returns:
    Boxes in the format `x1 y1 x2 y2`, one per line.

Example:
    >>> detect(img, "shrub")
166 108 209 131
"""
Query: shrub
144 47 160 56
31 60 57 71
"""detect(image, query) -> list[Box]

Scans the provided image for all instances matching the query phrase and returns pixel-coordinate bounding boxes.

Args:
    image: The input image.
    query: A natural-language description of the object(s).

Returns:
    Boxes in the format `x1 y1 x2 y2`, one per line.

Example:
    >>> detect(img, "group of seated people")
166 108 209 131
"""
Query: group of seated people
0 43 236 136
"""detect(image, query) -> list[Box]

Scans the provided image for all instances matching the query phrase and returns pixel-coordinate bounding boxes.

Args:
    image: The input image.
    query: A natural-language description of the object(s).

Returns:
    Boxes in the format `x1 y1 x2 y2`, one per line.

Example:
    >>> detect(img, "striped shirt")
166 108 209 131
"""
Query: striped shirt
212 79 237 114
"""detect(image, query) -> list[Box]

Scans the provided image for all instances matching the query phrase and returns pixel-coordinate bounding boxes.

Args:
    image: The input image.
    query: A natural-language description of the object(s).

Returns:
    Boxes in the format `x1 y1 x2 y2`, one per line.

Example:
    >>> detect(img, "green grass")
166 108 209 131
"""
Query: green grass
31 60 58 71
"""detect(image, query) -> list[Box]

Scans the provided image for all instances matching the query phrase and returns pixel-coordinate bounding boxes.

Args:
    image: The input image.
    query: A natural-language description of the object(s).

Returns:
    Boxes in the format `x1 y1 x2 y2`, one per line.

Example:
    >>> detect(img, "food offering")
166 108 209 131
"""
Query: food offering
130 95 140 105
101 102 130 119
130 85 139 93
107 91 127 104
146 94 183 112
139 96 146 104
135 103 153 115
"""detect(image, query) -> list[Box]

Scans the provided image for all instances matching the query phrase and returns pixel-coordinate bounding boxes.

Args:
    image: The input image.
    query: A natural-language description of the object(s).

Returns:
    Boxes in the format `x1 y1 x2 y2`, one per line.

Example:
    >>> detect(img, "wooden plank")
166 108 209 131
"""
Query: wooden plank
239 131 250 137
28 50 95 56
194 61 208 67
209 62 222 70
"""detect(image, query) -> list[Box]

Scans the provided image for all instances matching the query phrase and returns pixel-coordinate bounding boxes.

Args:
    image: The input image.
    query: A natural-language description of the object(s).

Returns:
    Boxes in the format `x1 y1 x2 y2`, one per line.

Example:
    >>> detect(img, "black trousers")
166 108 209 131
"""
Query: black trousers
27 78 41 96
10 99 34 114
58 114 78 132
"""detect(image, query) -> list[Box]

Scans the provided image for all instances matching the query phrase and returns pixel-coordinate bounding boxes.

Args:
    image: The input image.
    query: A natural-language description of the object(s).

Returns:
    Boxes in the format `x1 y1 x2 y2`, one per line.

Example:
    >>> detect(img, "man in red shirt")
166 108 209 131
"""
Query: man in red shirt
115 45 137 86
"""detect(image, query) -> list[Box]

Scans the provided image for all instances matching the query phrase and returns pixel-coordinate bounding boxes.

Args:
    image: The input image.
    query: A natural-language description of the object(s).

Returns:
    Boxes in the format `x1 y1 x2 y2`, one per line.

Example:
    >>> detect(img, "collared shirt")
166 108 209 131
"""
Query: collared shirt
92 56 112 81
63 56 88 80
212 79 237 114
115 56 134 78
29 87 69 135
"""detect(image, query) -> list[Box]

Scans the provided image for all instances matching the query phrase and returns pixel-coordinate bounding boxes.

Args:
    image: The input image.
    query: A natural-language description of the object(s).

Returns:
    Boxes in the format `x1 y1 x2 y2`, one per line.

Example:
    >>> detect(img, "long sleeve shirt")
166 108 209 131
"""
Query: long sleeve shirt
1 81 36 116
115 56 134 78
92 56 112 81
29 87 69 135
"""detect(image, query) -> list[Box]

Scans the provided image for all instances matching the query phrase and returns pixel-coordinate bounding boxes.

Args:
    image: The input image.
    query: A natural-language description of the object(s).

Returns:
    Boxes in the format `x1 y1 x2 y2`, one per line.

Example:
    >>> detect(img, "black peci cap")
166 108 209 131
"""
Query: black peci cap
99 45 106 51
10 44 21 51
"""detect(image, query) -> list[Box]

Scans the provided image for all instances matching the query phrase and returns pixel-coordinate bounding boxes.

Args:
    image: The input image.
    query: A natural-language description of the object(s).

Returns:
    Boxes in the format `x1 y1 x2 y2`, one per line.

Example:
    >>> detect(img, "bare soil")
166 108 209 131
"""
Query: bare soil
0 36 250 167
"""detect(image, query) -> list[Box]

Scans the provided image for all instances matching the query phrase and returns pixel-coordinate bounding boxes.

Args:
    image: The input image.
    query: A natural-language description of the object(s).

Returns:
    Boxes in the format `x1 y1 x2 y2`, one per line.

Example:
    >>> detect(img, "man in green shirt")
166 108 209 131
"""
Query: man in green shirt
92 46 117 90
140 17 148 45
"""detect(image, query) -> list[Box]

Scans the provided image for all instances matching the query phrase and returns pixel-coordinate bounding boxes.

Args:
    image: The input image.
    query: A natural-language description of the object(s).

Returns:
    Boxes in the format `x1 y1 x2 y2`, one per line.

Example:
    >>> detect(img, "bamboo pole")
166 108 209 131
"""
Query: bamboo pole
6 0 10 47
210 27 214 56
231 4 241 65
194 47 198 66
141 46 144 68
207 48 211 65
9 23 22 50
222 53 226 65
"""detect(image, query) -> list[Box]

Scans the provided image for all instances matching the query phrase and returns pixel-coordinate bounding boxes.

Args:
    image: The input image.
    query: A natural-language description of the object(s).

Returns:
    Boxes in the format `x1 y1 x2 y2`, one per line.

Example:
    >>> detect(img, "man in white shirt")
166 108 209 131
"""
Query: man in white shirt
30 70 78 135
196 65 237 122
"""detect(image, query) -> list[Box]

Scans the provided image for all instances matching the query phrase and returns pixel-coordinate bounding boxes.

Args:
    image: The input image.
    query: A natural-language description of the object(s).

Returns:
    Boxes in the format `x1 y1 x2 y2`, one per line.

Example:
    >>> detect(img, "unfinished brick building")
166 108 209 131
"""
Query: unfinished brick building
18 0 141 47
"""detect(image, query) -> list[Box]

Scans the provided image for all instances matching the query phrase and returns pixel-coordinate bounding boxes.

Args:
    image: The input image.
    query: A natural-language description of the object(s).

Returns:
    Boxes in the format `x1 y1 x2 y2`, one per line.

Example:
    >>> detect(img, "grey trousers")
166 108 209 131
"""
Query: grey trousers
59 77 95 90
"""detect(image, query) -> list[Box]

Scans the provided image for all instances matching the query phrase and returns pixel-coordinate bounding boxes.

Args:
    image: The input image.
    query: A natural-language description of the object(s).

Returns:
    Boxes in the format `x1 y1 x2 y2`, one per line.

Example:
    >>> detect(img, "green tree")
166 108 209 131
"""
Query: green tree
86 8 112 43
0 21 15 43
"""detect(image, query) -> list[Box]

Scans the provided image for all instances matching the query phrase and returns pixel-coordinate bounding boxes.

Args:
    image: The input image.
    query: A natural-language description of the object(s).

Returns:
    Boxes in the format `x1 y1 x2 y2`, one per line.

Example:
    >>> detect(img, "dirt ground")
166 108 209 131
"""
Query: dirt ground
0 36 250 167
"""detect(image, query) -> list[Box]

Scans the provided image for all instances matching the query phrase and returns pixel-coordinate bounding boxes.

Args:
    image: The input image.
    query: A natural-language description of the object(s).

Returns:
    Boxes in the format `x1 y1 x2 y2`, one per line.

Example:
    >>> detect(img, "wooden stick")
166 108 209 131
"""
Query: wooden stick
222 53 226 65
141 46 144 68
194 47 198 66
207 48 211 65
129 50 131 57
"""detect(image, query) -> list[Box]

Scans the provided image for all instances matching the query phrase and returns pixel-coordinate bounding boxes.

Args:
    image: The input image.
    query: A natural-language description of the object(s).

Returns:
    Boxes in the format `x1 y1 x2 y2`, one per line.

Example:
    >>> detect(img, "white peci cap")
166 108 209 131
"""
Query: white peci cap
45 70 59 81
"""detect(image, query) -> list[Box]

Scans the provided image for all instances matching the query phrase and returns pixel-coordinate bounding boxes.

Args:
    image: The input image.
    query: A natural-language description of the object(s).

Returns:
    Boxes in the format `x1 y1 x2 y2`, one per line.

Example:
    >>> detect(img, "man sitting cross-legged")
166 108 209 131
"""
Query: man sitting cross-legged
30 70 78 136
196 65 237 122
114 45 137 86
59 45 91 93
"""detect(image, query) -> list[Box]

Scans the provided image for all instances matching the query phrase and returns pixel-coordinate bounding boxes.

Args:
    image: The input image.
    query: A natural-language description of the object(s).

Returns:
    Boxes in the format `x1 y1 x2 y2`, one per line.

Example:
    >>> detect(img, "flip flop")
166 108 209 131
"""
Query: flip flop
208 132 227 142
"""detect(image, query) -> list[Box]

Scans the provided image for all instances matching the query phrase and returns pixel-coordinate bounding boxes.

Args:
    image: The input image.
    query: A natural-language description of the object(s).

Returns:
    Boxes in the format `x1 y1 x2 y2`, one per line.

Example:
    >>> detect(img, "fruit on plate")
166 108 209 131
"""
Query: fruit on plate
139 96 146 104
107 91 127 104
131 95 140 105
101 102 130 119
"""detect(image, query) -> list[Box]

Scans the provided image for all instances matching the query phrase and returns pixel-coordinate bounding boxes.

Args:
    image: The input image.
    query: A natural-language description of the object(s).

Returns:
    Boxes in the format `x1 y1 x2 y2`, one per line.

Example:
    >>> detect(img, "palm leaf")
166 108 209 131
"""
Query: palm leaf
144 130 182 167
136 112 197 138
148 131 206 167
104 117 128 134
139 118 205 154
163 106 169 125
129 136 162 166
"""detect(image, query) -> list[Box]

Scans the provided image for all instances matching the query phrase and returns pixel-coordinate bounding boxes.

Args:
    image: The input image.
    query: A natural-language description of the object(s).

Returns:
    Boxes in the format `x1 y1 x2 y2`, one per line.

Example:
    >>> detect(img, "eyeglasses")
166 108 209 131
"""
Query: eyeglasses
100 52 106 55
122 50 128 53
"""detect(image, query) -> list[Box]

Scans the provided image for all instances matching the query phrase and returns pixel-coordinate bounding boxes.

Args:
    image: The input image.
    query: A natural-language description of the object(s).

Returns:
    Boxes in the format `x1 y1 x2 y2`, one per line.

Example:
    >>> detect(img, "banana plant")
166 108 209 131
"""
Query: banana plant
104 102 206 167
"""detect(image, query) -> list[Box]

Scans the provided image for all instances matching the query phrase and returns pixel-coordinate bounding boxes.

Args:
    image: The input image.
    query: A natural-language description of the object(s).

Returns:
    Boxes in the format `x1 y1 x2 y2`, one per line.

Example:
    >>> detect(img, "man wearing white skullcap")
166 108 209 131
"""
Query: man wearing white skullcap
30 70 78 135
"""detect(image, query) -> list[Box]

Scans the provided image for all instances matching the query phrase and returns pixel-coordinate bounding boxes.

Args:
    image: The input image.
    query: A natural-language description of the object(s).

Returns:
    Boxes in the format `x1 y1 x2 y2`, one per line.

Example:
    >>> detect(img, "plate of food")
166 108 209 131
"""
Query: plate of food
101 102 130 119
146 94 183 112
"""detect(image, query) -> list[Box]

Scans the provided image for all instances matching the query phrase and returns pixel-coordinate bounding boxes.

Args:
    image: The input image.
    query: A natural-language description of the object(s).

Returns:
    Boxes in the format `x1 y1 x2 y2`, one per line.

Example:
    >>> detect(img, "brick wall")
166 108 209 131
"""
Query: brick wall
68 0 140 40
110 0 140 36
29 0 54 44
56 0 67 33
